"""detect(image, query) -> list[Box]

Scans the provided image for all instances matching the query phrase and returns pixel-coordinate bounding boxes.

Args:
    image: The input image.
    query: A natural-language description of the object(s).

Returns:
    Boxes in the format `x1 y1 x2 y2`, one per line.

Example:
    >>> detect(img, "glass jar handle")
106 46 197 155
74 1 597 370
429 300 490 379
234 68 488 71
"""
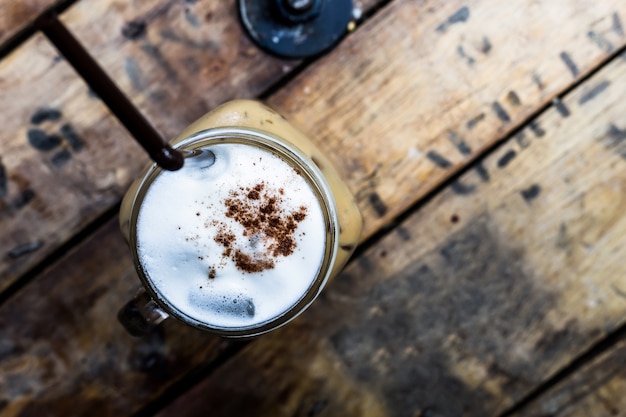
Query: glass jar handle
118 289 169 337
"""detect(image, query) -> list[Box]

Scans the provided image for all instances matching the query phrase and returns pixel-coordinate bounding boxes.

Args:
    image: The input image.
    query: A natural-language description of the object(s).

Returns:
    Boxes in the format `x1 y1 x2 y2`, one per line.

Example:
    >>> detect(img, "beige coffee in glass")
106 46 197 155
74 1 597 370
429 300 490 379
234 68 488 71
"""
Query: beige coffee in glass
119 100 362 337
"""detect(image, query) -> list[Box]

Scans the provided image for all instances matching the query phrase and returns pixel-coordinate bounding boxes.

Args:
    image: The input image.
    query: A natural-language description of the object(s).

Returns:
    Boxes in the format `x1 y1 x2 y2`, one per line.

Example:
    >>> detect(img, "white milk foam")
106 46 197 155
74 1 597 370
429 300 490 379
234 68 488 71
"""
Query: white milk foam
136 143 326 329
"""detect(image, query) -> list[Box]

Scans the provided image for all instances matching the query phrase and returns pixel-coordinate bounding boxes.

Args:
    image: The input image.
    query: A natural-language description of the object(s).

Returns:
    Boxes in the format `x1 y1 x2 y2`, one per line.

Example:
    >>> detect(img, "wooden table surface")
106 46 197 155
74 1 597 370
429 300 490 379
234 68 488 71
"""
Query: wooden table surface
2 0 626 416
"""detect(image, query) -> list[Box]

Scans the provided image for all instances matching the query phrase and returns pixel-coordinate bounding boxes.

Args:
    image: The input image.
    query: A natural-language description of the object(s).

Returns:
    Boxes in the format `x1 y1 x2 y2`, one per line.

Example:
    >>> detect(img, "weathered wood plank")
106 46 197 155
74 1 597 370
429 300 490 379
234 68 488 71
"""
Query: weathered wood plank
514 338 626 417
153 49 626 417
59 0 379 141
0 0 60 47
0 34 143 291
268 0 626 238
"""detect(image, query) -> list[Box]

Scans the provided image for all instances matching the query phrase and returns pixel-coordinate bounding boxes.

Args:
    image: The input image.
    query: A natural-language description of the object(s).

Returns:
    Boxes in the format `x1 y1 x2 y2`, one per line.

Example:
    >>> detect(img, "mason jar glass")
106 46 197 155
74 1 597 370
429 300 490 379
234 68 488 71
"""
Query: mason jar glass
118 100 362 338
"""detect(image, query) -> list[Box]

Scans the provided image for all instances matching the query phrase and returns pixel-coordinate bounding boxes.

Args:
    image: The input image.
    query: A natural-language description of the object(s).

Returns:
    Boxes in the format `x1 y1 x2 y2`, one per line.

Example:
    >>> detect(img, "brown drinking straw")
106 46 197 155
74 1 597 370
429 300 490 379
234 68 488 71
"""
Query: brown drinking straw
37 12 184 171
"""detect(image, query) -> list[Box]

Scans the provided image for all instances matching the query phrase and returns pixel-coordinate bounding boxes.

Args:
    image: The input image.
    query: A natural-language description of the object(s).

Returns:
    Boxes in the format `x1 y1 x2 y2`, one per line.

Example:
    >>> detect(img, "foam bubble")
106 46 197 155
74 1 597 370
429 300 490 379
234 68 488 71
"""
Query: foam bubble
136 142 326 329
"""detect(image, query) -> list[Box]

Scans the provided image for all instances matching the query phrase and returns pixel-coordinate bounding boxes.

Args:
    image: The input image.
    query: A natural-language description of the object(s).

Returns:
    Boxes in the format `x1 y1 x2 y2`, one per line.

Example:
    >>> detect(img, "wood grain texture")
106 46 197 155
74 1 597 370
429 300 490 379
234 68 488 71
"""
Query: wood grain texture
0 34 144 291
59 1 290 140
268 0 626 238
0 0 60 47
60 0 379 141
154 48 626 417
514 338 626 417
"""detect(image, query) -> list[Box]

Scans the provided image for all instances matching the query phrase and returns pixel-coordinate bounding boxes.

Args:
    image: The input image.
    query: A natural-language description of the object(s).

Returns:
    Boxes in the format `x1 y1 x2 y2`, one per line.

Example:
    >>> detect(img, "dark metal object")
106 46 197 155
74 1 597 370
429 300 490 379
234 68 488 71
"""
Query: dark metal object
239 0 353 59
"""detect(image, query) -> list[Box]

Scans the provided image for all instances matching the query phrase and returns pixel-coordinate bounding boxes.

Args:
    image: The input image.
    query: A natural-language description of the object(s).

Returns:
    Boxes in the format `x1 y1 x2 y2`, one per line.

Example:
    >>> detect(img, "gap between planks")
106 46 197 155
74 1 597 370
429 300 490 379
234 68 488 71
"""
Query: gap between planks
498 322 626 417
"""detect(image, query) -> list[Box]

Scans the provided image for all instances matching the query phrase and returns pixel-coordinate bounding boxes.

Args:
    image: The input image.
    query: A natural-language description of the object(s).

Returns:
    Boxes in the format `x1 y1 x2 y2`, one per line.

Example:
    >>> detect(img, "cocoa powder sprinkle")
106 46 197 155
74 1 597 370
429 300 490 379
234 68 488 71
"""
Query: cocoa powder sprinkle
210 182 308 274
233 250 275 273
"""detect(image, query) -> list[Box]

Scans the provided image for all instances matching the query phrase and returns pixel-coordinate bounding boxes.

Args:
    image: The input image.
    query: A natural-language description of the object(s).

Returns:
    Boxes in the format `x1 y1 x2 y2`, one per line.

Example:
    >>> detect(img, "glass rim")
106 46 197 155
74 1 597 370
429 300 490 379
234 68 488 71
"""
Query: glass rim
127 126 340 337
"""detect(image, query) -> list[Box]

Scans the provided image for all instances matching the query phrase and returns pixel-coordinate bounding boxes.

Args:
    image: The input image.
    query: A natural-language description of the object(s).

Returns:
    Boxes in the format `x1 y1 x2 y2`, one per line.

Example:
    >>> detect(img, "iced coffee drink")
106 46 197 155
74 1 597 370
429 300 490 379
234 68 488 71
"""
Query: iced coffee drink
119 100 362 337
